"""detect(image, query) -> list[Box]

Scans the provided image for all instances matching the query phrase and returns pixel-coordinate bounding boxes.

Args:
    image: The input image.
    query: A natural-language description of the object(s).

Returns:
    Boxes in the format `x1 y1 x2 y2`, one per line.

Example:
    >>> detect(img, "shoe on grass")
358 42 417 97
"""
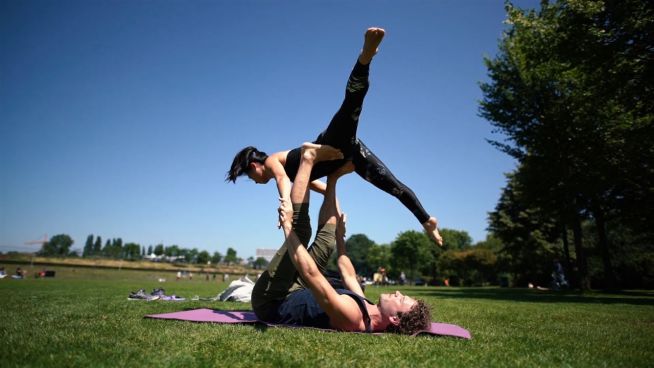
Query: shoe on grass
128 289 160 301
151 288 166 297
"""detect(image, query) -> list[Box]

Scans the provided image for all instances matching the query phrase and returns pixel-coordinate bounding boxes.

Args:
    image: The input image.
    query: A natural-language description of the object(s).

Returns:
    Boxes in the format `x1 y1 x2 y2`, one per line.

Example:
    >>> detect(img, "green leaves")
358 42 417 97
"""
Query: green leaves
481 0 654 288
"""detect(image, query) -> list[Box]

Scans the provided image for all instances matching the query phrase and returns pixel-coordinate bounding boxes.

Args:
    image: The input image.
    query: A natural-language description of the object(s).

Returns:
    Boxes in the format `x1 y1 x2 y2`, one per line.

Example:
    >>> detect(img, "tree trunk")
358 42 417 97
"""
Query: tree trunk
561 225 573 285
572 216 590 290
592 204 614 289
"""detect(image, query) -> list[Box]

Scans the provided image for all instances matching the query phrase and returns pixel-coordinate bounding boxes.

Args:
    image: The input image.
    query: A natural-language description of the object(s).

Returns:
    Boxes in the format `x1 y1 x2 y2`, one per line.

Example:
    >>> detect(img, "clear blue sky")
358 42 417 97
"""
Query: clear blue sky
1 0 540 257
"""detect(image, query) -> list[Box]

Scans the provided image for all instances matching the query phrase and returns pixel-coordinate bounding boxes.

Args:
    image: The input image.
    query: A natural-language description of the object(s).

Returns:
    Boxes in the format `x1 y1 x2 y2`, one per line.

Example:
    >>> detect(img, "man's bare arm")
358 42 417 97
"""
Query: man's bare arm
335 213 365 297
282 223 362 330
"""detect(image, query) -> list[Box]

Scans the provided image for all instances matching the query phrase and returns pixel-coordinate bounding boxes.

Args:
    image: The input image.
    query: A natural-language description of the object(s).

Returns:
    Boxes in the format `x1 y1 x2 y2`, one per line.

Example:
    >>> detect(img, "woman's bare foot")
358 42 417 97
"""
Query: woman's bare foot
358 27 385 65
329 161 355 180
301 142 343 163
423 217 443 246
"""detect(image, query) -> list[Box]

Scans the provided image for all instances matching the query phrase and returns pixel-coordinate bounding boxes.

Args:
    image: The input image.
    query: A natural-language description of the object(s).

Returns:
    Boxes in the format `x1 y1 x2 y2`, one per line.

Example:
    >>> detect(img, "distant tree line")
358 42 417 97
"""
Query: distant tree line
37 233 251 267
329 229 502 287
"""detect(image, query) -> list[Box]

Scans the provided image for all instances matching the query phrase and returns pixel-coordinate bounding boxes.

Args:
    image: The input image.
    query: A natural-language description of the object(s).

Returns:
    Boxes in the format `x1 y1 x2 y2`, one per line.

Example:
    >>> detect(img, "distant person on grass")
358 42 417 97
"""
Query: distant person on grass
226 27 443 246
251 143 432 334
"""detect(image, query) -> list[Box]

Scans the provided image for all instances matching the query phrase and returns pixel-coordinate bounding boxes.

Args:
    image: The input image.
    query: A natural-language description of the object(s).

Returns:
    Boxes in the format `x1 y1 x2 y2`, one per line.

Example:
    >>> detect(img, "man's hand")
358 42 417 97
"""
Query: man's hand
336 213 347 240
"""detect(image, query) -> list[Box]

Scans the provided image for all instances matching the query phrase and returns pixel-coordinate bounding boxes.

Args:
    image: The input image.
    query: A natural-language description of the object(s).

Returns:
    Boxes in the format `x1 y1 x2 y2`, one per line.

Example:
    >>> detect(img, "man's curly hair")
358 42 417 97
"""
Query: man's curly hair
387 299 432 335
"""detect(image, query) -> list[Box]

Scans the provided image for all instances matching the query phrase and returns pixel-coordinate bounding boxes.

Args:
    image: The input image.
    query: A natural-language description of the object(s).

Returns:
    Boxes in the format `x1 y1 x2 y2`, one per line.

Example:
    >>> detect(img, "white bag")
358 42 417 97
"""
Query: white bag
217 276 255 302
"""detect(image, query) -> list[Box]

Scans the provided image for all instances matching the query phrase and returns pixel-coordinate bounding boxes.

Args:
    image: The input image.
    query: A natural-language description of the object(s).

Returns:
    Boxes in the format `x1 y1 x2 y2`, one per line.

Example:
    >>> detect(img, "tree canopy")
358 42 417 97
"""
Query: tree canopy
480 0 654 288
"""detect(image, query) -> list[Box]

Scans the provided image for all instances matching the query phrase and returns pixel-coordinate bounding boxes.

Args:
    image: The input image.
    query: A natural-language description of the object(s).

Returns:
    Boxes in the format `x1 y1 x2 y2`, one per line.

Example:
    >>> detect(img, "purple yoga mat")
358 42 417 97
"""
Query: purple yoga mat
145 308 471 339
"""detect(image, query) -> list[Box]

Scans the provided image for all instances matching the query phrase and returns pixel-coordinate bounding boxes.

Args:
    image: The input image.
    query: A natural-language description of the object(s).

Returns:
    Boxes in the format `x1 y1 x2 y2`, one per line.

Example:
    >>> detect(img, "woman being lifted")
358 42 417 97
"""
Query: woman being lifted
226 27 443 246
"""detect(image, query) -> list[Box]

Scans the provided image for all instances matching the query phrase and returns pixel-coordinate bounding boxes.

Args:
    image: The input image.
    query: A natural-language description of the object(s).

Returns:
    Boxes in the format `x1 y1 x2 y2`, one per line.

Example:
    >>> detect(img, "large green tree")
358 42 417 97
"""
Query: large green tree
480 0 653 288
488 172 565 286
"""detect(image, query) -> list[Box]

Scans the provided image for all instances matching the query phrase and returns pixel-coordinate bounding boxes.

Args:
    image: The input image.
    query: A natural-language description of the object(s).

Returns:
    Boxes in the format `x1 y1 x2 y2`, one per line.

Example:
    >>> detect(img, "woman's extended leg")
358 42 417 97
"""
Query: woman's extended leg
313 28 385 158
352 140 443 245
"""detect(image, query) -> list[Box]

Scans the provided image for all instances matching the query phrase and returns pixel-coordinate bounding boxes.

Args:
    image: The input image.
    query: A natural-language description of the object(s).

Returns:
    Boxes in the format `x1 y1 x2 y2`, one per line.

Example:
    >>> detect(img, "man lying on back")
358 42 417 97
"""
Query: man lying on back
251 143 431 334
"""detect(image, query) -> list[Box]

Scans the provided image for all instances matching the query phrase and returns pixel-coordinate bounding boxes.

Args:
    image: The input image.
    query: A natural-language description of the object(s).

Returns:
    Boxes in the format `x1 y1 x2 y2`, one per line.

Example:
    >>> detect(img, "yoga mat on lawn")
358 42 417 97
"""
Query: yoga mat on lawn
145 308 471 339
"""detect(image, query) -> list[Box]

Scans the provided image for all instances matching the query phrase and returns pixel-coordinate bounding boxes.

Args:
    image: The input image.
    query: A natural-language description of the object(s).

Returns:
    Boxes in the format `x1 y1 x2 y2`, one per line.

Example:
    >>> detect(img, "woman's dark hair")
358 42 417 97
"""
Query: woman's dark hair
226 146 269 183
386 299 432 335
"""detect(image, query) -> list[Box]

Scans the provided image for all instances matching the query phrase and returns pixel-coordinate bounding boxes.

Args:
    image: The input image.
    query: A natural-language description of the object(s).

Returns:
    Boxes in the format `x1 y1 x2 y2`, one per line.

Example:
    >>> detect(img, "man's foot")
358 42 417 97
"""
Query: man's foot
423 217 443 246
358 27 385 65
301 142 343 163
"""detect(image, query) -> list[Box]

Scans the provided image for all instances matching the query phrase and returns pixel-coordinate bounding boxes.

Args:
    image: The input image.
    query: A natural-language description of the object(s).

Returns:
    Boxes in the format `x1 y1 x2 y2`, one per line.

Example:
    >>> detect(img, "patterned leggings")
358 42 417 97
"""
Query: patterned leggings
312 60 430 224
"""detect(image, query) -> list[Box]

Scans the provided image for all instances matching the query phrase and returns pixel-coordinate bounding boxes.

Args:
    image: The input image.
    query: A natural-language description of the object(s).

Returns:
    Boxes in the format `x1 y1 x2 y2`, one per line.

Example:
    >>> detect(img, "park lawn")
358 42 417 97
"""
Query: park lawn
0 266 652 367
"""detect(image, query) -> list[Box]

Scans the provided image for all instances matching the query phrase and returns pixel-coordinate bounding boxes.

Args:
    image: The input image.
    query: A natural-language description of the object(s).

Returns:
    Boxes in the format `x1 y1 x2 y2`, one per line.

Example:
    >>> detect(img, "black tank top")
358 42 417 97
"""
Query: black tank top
276 288 374 332
284 147 348 182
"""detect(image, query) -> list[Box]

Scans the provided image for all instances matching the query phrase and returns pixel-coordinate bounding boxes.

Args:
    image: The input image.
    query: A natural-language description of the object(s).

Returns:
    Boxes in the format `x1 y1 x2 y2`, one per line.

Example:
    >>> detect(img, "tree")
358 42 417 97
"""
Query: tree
123 243 141 260
93 236 102 256
224 247 238 264
344 234 376 277
440 229 473 250
479 0 654 288
83 234 94 257
366 243 391 278
390 230 433 281
488 172 565 287
253 257 269 270
438 247 498 286
211 251 223 264
165 245 180 257
154 244 164 256
185 248 199 263
197 250 210 265
102 239 111 257
39 234 74 257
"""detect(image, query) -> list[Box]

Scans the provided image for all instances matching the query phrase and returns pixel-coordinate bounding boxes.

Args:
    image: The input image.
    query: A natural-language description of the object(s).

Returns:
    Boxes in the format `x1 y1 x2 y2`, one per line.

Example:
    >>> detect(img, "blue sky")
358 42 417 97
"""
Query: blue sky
1 0 540 257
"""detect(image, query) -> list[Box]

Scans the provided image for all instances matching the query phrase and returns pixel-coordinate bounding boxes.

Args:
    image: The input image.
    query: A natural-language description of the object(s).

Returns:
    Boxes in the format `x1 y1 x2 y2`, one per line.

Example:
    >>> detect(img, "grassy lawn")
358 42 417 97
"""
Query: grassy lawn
0 265 652 367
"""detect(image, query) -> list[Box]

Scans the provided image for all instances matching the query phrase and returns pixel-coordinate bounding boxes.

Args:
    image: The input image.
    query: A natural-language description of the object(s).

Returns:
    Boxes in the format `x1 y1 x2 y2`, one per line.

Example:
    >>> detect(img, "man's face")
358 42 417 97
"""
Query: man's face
378 291 416 318
246 163 270 184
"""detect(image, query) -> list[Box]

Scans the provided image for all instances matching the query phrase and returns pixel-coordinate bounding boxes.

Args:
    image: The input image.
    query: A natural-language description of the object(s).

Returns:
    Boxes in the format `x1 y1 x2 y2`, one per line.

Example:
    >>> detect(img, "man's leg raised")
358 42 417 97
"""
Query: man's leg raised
252 143 342 320
309 162 355 274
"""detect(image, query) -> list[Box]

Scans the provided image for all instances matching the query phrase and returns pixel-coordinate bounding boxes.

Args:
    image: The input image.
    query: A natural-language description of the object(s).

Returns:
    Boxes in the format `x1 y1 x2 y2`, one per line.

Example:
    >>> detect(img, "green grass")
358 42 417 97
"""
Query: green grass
1 265 653 367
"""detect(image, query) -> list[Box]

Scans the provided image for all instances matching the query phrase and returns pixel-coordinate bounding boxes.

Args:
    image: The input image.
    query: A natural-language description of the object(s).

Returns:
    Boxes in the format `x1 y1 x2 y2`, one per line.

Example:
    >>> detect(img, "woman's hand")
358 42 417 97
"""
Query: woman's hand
278 197 293 233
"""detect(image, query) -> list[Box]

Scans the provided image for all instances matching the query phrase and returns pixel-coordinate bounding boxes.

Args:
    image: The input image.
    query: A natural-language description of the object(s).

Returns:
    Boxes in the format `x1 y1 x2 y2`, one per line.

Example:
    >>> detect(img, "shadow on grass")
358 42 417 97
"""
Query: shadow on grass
401 287 654 306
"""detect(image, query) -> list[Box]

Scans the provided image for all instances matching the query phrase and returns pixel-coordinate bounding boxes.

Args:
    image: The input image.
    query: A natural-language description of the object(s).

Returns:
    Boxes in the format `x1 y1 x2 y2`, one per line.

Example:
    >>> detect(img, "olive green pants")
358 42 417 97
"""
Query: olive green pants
251 203 335 322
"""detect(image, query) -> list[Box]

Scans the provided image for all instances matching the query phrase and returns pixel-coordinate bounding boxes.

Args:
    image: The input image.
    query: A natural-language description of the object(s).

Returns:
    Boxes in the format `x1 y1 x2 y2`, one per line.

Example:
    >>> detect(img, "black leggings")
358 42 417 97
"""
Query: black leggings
313 60 431 224
277 61 429 224
351 140 430 224
313 61 369 158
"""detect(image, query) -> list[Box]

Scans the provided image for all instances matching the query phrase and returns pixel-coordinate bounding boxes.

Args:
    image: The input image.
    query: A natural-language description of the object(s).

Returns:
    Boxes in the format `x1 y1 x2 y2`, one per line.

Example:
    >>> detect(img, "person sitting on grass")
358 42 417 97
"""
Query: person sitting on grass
251 143 432 334
226 27 443 246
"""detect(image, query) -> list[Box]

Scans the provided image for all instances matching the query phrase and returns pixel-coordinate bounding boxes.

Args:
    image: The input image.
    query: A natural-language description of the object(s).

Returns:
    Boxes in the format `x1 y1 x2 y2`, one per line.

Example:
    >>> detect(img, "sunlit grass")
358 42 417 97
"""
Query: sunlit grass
0 265 652 367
